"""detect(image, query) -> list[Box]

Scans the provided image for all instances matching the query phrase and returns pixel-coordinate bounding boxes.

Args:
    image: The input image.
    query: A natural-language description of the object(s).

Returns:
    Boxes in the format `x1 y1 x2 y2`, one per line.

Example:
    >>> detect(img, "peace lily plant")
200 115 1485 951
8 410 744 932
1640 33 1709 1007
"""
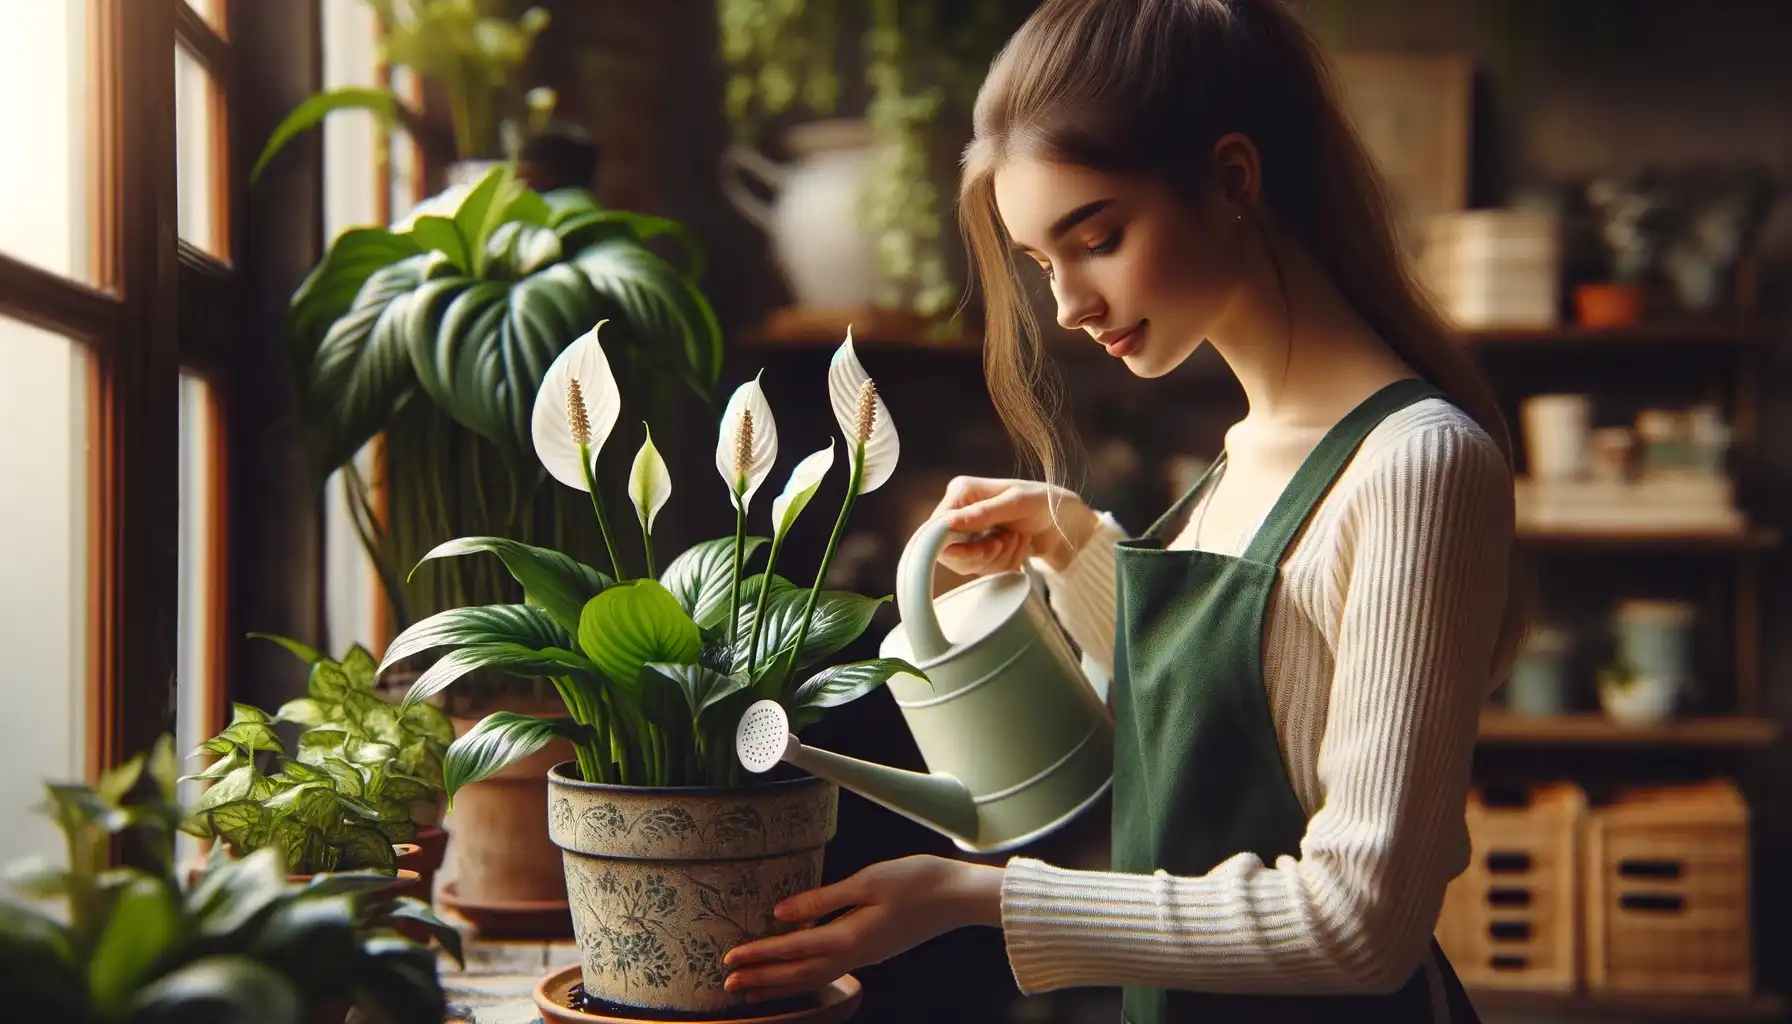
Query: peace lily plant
379 321 923 796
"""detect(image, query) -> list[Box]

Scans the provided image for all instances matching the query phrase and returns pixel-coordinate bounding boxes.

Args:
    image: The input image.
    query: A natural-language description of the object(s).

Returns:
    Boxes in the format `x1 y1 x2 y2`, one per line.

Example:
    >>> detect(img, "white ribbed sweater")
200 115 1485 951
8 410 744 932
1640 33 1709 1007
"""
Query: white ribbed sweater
1000 398 1515 997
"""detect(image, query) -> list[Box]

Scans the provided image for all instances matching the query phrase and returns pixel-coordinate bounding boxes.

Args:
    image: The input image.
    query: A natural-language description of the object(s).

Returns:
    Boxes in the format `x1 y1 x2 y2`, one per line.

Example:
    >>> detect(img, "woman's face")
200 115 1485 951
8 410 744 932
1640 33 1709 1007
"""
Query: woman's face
993 155 1247 378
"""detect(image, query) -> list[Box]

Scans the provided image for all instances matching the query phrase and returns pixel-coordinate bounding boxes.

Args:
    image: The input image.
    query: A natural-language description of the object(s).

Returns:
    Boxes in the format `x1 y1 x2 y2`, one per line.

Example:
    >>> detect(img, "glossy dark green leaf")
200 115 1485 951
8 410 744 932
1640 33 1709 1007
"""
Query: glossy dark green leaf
87 873 180 1010
740 584 887 674
376 896 464 967
302 253 432 472
485 220 564 279
296 870 396 897
643 663 751 722
0 896 82 1015
793 658 923 712
400 642 595 709
350 936 448 1024
578 580 702 693
286 227 423 374
575 237 723 395
442 712 588 798
659 536 768 629
127 955 302 1024
411 537 611 637
382 603 572 683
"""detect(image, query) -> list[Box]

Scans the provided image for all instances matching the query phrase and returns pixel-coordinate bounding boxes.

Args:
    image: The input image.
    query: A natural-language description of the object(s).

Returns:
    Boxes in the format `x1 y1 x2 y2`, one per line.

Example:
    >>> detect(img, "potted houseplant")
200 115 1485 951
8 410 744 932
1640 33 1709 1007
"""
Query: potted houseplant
290 163 724 922
0 734 462 1024
251 0 555 181
257 634 458 897
179 704 440 896
376 321 921 1014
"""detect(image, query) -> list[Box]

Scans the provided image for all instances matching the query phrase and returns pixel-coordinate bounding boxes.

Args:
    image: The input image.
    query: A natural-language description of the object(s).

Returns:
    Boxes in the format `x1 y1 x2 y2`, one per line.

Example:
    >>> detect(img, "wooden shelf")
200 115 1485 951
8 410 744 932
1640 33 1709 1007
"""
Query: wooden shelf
1517 526 1780 552
739 307 979 352
1466 987 1785 1019
1478 710 1779 747
1462 321 1777 347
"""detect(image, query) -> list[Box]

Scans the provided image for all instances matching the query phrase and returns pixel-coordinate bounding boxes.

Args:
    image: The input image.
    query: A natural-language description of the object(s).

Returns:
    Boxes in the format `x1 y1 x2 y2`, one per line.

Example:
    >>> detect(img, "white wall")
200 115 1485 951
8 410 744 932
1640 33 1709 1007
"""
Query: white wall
0 0 90 866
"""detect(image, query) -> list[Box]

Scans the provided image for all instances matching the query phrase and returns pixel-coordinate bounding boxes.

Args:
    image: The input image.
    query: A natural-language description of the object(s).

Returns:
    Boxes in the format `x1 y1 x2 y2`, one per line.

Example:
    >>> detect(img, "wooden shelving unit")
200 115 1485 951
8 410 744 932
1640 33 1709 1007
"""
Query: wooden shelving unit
1517 526 1780 552
1466 987 1786 1019
1478 709 1779 747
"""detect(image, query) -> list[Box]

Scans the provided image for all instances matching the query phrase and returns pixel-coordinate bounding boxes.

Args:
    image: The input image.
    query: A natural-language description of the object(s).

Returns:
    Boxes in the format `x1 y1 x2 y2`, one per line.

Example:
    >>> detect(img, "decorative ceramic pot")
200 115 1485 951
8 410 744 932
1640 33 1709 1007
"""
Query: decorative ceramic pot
547 765 838 1014
721 119 886 310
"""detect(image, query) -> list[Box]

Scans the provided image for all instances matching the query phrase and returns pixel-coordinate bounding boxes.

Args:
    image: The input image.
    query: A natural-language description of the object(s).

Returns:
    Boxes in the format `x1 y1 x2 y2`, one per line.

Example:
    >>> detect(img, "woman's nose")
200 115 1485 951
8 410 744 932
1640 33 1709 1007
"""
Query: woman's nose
1053 277 1104 332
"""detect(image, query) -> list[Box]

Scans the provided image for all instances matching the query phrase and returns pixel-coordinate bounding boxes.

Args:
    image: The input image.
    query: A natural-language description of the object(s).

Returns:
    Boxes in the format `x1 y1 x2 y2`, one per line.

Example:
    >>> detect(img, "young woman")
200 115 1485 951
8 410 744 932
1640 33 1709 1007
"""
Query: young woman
723 1 1528 1020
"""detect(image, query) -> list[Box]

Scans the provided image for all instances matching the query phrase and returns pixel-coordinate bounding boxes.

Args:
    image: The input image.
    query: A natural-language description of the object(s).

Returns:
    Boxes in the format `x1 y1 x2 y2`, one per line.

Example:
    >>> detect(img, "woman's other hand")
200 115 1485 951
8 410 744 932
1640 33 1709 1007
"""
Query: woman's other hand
931 476 1097 575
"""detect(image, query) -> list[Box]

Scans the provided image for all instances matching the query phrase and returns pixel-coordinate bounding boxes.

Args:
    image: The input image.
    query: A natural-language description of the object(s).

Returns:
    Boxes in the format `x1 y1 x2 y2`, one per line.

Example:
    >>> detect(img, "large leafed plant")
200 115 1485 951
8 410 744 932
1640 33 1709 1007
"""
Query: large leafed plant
376 322 926 793
290 164 724 638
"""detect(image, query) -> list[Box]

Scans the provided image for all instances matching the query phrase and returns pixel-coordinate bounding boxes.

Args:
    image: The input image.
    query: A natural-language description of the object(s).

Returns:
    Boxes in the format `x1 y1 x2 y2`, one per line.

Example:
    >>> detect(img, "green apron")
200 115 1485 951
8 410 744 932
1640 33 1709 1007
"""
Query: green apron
1109 378 1480 1024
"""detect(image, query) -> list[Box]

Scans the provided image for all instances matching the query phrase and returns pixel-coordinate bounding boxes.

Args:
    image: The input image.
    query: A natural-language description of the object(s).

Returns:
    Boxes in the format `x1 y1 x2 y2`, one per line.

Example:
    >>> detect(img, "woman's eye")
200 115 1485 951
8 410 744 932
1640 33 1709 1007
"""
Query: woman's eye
1087 229 1123 256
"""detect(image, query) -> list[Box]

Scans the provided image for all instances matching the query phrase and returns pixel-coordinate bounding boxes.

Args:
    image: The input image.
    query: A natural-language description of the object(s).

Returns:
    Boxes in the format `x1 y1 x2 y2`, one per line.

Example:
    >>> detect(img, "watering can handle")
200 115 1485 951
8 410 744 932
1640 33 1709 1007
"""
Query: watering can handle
895 516 993 663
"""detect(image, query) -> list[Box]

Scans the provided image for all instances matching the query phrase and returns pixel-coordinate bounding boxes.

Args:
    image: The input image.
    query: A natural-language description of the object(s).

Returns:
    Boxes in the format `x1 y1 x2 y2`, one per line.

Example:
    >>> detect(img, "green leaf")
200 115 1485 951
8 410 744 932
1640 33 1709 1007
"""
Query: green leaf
402 700 455 747
273 697 330 727
659 536 768 629
0 896 82 1015
500 187 553 227
88 873 180 1011
200 801 275 854
129 956 303 1024
286 228 424 377
183 744 249 782
252 84 401 180
248 632 324 665
411 537 612 637
574 237 724 396
407 215 472 272
302 253 432 472
308 659 354 703
643 663 751 722
400 642 596 708
442 713 588 798
794 658 923 711
450 163 513 269
296 727 352 766
578 580 702 693
263 783 343 832
334 824 397 871
340 644 379 690
555 209 707 278
317 757 364 797
350 936 448 1024
741 584 888 672
191 764 284 814
277 760 330 786
209 703 282 753
296 870 399 897
381 603 572 681
341 689 404 744
96 750 146 804
486 220 565 278
377 896 465 967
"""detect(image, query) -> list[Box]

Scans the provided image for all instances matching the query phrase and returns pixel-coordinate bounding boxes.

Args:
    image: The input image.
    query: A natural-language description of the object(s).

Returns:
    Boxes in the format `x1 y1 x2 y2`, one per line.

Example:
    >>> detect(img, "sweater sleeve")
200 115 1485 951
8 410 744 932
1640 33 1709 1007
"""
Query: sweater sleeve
999 422 1513 995
1027 510 1128 679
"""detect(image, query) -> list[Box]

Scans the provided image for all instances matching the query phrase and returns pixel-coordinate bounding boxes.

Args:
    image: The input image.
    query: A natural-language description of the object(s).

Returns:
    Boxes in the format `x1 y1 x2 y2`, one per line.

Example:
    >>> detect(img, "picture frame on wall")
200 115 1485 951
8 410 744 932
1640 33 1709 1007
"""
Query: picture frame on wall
1329 53 1474 260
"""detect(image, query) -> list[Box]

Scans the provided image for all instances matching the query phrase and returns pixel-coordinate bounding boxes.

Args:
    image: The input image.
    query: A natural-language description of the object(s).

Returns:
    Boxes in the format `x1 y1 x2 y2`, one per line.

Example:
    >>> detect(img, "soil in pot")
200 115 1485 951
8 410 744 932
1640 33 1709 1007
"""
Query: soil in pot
532 963 862 1024
547 765 840 1016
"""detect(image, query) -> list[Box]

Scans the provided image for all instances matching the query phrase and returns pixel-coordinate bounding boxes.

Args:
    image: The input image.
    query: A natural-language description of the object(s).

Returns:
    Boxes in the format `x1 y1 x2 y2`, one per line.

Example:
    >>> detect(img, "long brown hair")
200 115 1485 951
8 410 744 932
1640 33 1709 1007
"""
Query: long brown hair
959 0 1530 675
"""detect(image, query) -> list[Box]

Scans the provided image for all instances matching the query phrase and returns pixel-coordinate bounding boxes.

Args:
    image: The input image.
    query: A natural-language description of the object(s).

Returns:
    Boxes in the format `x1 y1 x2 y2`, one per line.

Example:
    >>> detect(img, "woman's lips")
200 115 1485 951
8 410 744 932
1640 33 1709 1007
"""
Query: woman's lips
1100 321 1145 357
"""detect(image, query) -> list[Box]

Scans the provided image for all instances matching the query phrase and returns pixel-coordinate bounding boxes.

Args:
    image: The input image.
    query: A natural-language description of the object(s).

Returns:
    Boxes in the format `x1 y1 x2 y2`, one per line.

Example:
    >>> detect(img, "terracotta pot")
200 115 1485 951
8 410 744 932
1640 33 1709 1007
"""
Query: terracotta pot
447 708 574 909
547 764 838 1015
409 825 449 901
531 962 862 1024
1575 281 1644 327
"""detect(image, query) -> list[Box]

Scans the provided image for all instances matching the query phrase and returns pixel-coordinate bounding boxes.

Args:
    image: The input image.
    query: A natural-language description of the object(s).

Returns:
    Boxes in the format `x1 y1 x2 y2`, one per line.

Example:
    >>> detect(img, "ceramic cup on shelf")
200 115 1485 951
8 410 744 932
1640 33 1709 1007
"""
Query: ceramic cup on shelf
1613 598 1695 692
1520 393 1593 481
1504 626 1573 717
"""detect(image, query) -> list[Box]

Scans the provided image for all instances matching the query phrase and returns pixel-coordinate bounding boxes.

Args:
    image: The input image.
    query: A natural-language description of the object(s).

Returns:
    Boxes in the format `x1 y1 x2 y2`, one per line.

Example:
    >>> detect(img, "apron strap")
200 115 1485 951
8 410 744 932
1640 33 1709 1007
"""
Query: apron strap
1241 378 1443 566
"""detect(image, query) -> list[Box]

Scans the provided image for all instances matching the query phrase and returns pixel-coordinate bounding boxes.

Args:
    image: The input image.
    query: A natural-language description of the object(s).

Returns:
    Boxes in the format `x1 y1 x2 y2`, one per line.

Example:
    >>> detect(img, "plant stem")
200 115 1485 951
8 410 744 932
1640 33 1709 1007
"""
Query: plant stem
727 501 747 642
639 517 656 580
745 533 786 676
782 454 863 695
578 442 627 581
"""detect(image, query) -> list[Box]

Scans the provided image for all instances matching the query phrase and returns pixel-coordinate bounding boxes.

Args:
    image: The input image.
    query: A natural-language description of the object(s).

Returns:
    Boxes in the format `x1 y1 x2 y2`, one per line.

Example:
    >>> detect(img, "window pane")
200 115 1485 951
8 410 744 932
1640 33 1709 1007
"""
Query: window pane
175 373 222 867
0 2 92 284
175 44 225 258
0 316 91 867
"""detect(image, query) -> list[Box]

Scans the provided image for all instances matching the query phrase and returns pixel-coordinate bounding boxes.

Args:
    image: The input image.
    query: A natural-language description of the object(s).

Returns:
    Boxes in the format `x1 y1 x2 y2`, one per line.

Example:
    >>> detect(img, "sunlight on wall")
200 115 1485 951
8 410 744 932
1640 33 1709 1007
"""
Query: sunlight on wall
0 2 90 865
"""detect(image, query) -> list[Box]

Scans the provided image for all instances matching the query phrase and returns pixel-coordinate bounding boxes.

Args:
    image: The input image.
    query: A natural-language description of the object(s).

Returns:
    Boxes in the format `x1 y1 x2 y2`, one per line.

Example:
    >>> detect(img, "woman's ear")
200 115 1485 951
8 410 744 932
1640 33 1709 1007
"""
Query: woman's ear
1209 132 1262 216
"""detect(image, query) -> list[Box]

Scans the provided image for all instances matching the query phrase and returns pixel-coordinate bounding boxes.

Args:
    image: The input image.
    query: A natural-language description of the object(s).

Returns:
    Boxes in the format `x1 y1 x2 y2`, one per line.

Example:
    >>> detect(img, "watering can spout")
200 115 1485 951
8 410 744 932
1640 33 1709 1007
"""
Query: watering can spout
787 745 982 846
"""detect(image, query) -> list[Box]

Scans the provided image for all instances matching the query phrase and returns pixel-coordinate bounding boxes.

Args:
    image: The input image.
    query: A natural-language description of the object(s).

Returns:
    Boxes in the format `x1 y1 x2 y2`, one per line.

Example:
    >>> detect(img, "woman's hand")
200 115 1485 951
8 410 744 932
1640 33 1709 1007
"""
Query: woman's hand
931 476 1098 575
722 855 1004 1003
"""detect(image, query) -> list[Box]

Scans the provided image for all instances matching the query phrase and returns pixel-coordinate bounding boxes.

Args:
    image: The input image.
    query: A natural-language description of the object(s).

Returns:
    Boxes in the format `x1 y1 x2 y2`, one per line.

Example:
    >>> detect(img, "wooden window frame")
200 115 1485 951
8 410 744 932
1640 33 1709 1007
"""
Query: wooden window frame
0 0 318 785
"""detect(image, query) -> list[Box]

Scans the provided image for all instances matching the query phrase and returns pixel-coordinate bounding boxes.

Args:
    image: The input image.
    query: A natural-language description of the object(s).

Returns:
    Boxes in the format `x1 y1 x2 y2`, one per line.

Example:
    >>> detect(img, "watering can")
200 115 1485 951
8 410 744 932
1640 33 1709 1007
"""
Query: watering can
736 516 1114 854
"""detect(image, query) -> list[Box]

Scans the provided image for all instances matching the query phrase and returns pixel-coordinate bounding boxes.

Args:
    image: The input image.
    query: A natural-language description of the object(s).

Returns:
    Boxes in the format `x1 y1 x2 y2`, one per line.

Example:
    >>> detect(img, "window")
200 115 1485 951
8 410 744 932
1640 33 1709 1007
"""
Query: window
174 372 224 866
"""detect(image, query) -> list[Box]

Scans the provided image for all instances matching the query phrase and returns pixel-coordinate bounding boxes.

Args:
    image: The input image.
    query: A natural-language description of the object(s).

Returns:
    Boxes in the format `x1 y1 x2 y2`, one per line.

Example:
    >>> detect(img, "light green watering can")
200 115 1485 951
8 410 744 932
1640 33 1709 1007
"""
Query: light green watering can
736 516 1114 853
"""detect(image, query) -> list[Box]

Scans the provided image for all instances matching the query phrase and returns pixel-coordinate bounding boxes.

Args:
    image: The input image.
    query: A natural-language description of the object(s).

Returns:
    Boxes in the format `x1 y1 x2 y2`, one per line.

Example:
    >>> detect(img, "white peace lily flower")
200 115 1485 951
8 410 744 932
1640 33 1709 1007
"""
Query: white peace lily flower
826 326 899 493
771 442 835 542
628 424 672 532
530 321 621 491
716 372 779 511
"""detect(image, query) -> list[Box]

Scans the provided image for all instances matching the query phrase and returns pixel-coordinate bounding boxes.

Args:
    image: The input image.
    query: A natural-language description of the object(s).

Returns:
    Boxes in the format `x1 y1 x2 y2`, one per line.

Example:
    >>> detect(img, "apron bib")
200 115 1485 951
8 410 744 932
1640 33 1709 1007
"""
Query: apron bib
1109 378 1480 1024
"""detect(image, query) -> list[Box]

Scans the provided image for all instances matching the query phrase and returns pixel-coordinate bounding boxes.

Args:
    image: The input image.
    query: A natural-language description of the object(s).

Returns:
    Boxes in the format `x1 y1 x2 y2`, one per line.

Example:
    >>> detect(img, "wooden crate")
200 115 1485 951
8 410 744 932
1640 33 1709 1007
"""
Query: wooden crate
1584 780 1753 995
1436 782 1585 992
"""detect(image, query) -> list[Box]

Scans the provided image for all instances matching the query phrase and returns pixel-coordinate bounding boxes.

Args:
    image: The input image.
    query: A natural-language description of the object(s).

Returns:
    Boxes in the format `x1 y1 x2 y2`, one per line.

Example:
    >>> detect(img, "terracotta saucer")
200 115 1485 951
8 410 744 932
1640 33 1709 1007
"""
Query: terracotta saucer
532 964 862 1024
438 879 573 938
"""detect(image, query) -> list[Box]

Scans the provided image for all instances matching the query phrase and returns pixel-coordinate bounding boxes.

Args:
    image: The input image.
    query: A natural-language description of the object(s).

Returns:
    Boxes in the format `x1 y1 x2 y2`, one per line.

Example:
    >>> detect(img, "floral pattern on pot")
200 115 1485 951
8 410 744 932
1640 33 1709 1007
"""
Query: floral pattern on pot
547 764 838 1013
